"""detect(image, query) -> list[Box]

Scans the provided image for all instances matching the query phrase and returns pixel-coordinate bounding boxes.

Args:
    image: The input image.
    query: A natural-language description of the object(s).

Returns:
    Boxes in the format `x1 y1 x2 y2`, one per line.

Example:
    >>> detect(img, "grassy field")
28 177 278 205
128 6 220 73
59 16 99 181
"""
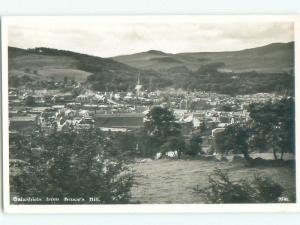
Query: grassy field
129 155 295 204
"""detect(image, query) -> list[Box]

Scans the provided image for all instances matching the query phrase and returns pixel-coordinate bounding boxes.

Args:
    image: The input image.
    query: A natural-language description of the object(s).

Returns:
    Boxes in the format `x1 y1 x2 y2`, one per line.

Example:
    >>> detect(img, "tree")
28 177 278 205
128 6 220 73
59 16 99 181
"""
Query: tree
160 136 185 159
144 106 180 137
214 131 229 156
186 133 203 156
10 129 133 204
9 76 20 87
104 132 138 159
25 96 36 106
143 106 181 155
214 123 251 160
226 124 251 160
198 122 208 135
197 62 225 74
217 104 232 112
24 68 31 73
248 97 294 160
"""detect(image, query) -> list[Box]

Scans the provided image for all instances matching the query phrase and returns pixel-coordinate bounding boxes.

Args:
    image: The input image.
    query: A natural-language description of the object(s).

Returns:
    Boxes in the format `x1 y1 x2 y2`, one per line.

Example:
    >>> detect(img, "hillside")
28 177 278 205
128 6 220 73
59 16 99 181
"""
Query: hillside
113 42 294 74
8 47 170 91
8 42 294 95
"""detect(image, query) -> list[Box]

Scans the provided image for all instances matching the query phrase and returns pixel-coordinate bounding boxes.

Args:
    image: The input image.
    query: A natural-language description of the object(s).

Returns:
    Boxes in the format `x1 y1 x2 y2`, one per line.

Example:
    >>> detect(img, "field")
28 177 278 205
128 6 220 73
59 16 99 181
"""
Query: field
8 51 92 82
129 155 295 204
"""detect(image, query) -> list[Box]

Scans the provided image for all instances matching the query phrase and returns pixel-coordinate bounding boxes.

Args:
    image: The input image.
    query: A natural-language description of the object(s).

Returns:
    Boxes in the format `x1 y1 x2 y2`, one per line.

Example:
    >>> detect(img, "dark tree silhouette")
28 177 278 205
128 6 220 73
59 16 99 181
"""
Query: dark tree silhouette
10 129 133 204
142 106 182 156
248 97 294 160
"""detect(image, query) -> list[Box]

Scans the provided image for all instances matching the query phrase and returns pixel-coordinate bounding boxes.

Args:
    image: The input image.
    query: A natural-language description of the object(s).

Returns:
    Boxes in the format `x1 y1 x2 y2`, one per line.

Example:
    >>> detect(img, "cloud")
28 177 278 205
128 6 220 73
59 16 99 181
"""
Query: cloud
6 17 294 57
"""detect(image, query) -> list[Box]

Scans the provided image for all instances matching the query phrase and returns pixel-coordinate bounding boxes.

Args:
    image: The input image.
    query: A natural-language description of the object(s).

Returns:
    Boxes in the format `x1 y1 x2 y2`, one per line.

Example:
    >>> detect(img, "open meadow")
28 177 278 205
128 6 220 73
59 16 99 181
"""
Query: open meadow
130 154 295 204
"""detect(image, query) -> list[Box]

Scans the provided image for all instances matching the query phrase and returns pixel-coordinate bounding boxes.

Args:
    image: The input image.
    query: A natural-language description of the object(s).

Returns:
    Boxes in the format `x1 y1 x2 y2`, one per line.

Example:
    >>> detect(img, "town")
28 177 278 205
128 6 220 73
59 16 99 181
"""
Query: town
9 75 286 154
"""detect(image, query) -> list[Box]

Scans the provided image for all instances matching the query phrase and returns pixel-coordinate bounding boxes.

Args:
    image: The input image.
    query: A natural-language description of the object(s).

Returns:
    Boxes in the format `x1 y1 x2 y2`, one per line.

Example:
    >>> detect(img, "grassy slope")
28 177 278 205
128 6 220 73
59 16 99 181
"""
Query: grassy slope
130 156 295 203
9 48 84 81
8 47 160 81
113 42 294 73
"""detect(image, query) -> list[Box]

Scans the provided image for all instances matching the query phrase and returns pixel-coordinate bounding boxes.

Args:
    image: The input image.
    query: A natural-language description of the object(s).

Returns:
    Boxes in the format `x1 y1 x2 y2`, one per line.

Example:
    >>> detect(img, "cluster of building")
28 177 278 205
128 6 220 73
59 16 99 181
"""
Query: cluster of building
9 76 286 152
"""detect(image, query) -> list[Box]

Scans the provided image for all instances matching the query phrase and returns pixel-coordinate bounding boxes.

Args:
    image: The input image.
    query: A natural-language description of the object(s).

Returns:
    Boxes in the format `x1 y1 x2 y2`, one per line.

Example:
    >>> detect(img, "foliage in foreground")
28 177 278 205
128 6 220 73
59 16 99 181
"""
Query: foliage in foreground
194 168 292 203
10 129 134 204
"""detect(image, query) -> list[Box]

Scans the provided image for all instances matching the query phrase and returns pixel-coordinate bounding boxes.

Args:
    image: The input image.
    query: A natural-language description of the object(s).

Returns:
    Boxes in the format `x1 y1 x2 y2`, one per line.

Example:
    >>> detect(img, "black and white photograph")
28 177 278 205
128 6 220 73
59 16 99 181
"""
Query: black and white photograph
1 16 298 213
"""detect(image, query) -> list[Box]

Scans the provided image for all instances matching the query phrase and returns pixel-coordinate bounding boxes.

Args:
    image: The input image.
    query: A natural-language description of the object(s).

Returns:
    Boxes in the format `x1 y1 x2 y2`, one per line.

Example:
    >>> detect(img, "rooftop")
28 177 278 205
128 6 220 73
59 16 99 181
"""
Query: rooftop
94 113 144 118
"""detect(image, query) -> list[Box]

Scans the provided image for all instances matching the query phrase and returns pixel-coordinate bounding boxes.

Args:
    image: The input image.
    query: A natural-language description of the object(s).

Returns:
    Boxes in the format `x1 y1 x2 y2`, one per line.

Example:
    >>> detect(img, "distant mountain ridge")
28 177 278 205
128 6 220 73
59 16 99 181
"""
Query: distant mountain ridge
8 42 294 95
8 46 171 91
113 42 294 74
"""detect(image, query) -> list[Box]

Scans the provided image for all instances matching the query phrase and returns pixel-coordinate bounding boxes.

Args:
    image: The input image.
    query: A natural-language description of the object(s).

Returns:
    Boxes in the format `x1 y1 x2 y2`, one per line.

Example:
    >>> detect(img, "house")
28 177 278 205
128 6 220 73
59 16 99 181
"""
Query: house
52 92 74 103
10 115 37 130
99 127 127 132
94 113 144 130
76 117 95 130
211 128 225 137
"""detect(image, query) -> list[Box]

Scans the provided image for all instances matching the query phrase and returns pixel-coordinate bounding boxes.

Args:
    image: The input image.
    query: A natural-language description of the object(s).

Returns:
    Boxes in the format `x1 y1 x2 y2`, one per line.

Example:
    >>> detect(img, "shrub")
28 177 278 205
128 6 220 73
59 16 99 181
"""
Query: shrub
194 168 286 203
185 134 203 156
252 175 284 203
10 129 134 204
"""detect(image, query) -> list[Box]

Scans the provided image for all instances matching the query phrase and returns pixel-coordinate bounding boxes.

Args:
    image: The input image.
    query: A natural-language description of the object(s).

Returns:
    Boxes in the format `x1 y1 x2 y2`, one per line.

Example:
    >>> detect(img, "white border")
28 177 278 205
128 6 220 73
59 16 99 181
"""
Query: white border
2 15 300 214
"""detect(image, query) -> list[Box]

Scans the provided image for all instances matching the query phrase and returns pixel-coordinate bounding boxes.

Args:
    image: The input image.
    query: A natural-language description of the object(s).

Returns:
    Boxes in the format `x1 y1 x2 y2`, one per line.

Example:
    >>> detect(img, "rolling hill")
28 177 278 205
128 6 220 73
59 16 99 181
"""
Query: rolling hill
113 42 294 74
8 47 170 91
8 42 294 95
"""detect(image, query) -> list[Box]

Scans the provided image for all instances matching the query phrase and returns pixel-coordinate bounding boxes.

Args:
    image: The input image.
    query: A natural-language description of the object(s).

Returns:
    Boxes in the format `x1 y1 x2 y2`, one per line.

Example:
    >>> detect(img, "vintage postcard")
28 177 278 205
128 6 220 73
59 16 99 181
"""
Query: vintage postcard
1 15 300 213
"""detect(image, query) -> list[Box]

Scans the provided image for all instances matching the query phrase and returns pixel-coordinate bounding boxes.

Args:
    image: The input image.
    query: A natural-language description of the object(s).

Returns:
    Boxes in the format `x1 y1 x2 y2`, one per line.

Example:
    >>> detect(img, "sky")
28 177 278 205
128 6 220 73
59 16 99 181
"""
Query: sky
6 17 294 58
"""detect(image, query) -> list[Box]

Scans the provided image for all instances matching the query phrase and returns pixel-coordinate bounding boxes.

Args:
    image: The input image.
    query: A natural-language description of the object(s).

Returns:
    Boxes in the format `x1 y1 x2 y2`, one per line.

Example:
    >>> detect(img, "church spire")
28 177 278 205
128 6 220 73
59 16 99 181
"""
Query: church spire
137 72 141 85
135 72 143 97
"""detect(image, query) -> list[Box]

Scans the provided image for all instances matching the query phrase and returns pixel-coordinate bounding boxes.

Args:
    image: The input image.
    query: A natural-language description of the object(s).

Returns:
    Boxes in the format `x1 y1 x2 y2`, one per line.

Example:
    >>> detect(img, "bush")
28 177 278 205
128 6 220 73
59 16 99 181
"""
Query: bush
194 168 286 203
160 136 185 159
185 134 203 156
10 129 134 204
252 175 284 203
